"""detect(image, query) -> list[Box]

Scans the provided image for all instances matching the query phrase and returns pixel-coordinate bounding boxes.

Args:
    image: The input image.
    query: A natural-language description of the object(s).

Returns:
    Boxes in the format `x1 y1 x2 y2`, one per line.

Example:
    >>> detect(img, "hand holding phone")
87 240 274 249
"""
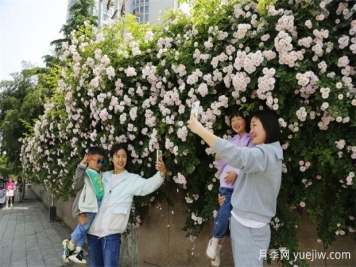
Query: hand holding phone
191 101 200 118
156 150 162 162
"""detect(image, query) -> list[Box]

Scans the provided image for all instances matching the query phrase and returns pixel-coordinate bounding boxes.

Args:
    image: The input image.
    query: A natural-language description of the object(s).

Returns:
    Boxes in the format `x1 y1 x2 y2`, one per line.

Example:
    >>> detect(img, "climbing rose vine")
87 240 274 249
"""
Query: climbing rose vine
21 0 355 265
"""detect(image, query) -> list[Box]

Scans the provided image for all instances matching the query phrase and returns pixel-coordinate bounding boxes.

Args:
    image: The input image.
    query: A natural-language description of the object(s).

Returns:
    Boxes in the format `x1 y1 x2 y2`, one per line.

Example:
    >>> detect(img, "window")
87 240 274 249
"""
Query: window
92 0 115 20
130 0 149 24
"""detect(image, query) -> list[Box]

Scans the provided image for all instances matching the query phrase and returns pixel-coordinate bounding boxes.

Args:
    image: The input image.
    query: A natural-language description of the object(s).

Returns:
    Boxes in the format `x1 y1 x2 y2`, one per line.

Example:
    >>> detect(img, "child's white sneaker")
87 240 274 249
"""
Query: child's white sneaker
69 250 87 266
206 238 218 260
62 239 74 263
210 250 221 266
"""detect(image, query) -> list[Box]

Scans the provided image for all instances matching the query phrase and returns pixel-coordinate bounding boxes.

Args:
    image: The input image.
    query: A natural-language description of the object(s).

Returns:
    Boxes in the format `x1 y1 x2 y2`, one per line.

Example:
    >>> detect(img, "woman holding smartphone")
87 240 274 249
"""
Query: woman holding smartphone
188 109 283 267
81 143 167 267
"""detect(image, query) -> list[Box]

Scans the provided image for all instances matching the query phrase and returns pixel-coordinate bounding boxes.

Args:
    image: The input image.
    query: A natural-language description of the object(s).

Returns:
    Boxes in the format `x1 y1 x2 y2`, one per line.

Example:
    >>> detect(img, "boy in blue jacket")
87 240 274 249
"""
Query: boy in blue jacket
62 146 105 265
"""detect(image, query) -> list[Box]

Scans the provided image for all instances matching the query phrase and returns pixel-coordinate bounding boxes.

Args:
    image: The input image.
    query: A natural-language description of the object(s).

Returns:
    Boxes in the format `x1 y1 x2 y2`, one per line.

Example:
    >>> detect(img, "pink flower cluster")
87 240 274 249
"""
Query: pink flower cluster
298 160 311 172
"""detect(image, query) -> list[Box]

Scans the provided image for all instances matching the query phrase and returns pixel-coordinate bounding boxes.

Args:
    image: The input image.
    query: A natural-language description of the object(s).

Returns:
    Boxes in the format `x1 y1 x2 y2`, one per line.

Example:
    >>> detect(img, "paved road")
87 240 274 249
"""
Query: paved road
0 189 75 267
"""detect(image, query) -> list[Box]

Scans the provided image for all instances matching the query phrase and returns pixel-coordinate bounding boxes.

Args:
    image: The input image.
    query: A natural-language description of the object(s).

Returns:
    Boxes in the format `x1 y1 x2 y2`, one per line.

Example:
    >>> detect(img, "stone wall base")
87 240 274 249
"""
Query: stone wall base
32 185 355 266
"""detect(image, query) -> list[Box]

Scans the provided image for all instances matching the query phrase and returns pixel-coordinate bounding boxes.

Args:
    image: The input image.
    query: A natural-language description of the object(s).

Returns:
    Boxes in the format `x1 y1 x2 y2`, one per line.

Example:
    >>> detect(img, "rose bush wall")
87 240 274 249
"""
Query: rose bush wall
21 0 355 265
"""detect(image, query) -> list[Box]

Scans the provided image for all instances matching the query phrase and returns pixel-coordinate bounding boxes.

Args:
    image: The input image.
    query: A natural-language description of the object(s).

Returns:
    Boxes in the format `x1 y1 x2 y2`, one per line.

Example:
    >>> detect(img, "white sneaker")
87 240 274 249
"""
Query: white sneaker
68 250 87 266
206 238 218 260
211 250 221 266
62 239 74 263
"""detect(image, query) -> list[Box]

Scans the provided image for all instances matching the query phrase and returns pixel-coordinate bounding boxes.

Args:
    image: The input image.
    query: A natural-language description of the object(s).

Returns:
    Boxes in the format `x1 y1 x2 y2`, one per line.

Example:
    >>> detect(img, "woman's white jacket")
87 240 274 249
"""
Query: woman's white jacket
88 170 164 238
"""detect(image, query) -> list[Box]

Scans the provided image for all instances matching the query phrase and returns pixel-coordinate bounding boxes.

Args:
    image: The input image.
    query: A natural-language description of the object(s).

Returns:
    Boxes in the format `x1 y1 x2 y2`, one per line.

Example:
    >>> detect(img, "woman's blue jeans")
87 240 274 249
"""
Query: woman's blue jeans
87 233 121 267
213 187 233 238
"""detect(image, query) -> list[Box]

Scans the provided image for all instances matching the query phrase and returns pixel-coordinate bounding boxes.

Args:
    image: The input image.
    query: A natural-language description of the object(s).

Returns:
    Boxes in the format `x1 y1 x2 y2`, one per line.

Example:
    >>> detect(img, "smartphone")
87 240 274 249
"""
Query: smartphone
156 150 162 162
191 101 200 118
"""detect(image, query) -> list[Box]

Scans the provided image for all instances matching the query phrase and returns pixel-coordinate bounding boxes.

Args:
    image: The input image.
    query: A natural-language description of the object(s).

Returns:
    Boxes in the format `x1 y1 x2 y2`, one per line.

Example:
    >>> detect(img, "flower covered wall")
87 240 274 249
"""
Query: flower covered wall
21 0 355 265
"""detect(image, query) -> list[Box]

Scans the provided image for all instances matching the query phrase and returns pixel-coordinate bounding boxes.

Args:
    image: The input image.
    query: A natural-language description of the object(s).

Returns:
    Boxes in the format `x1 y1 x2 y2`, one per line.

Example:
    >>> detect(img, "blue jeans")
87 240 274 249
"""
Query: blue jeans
213 187 233 238
87 233 121 267
71 200 102 247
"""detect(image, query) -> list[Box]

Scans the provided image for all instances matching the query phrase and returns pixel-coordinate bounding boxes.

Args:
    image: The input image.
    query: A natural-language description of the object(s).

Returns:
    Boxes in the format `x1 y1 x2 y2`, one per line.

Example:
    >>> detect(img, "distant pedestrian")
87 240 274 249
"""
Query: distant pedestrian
62 146 106 265
5 175 15 209
17 178 24 202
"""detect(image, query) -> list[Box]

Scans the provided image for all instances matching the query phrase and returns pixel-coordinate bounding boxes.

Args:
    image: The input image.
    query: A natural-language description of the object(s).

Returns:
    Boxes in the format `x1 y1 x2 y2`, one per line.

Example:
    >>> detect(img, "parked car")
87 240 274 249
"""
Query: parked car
0 178 6 208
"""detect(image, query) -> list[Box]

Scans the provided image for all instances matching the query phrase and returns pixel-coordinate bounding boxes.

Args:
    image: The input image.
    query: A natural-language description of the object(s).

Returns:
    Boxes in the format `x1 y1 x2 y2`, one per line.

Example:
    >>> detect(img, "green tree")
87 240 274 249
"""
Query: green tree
0 1 97 175
50 0 97 53
0 154 12 178
0 67 36 170
0 62 58 172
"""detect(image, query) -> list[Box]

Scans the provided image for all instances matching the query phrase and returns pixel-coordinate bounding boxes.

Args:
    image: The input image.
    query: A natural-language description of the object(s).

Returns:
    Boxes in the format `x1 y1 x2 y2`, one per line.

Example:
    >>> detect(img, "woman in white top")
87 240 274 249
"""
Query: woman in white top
83 143 167 267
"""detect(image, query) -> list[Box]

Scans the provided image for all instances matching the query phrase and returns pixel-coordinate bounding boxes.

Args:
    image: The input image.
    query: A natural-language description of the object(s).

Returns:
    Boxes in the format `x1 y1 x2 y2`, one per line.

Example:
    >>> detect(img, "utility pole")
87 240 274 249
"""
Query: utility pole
98 0 104 28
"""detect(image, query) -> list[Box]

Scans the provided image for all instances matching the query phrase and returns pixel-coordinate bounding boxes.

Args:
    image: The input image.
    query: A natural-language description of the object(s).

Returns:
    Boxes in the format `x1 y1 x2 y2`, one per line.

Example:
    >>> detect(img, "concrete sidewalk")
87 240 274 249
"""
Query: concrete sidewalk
0 189 74 267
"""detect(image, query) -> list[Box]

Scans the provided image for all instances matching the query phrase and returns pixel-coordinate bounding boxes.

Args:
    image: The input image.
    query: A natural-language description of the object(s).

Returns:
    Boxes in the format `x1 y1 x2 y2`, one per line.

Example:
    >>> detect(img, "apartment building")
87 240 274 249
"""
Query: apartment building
66 0 181 26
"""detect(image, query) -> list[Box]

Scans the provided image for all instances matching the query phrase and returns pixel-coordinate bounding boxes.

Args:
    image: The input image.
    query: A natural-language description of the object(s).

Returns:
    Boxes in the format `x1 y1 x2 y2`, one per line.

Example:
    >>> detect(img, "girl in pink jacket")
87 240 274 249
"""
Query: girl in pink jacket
5 176 16 208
